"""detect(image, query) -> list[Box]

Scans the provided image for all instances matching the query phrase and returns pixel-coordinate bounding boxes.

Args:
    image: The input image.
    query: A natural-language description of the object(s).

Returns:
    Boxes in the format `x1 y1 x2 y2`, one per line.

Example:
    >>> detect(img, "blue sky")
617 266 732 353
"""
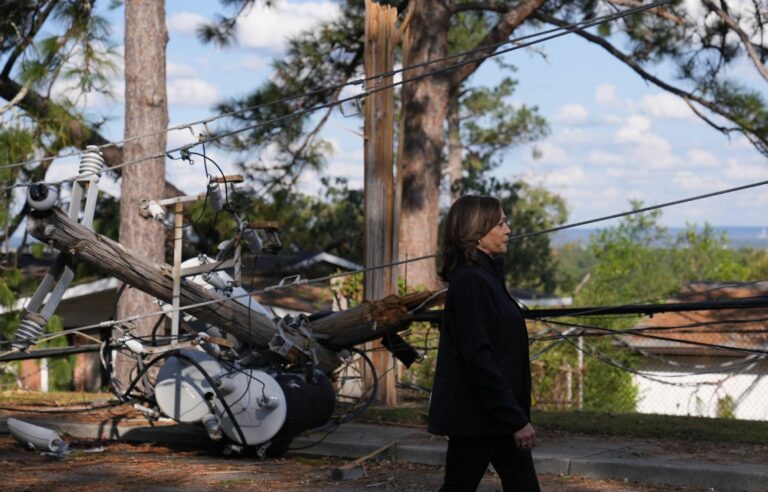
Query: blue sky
42 0 768 229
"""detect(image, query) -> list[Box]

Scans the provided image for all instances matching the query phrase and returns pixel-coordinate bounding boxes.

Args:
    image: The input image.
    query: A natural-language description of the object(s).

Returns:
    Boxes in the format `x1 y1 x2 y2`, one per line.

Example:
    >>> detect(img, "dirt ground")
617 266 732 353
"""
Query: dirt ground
0 434 705 492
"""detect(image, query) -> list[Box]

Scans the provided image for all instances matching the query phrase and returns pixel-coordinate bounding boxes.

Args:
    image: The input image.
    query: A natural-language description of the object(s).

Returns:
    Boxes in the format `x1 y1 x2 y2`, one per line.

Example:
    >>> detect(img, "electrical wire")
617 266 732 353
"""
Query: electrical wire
537 318 768 356
2 267 766 358
0 0 672 173
0 0 673 190
528 279 768 321
545 322 759 387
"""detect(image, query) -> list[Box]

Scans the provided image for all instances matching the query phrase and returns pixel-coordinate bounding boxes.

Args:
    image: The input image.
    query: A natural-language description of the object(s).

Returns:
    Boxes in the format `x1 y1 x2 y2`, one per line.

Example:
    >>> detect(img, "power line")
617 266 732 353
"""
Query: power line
509 179 768 243
0 0 672 173
538 318 768 356
549 326 744 388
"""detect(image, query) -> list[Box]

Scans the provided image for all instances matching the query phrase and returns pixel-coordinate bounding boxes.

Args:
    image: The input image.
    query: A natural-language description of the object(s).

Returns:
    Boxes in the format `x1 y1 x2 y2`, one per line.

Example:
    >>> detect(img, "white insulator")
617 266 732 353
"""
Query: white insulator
7 418 68 454
26 183 58 211
257 395 280 409
243 228 262 254
202 413 223 441
147 200 166 222
123 338 146 355
208 182 224 211
79 145 105 181
12 317 44 349
215 377 238 396
202 271 229 292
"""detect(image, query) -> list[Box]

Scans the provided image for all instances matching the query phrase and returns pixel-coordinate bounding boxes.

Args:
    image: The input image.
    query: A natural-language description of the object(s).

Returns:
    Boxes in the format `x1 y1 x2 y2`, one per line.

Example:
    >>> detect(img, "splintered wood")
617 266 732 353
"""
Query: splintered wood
311 291 444 347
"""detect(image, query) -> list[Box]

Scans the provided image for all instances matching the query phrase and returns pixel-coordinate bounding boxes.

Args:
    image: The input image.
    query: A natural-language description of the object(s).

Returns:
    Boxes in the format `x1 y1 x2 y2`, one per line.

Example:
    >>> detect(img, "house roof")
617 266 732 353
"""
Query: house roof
625 282 768 356
247 250 362 277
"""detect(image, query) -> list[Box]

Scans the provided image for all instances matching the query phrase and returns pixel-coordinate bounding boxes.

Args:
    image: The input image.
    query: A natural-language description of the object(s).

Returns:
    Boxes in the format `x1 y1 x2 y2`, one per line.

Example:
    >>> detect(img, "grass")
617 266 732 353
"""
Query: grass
5 390 767 445
364 404 768 445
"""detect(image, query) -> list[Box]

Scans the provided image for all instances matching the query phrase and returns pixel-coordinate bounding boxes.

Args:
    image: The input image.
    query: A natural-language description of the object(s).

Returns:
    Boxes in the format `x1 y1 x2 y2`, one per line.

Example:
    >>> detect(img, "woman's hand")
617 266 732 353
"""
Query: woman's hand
514 422 537 450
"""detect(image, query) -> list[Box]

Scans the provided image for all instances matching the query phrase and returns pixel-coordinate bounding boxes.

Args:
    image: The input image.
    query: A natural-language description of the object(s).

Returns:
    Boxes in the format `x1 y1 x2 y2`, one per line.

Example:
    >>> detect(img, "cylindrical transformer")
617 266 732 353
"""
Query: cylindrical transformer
154 349 335 447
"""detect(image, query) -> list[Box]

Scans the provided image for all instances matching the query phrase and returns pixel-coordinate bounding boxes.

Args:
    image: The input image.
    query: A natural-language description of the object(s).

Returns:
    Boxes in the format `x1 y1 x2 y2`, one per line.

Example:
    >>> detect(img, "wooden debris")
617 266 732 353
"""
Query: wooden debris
330 440 398 481
311 291 445 347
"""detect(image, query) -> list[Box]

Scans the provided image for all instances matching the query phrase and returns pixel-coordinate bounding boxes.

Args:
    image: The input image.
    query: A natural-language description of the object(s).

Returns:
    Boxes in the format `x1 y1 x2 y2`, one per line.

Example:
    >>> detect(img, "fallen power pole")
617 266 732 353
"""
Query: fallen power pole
26 207 443 372
28 207 339 371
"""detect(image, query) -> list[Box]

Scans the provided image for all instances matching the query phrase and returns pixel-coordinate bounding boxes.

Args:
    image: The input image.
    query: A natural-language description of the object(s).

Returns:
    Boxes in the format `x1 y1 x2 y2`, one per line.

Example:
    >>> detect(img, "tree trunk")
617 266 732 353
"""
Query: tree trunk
397 0 451 290
446 93 463 203
115 0 169 386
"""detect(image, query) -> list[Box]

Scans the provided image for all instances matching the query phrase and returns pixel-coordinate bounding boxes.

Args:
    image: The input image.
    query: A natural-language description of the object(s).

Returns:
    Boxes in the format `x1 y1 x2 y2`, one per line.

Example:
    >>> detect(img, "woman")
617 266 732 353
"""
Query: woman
428 195 540 491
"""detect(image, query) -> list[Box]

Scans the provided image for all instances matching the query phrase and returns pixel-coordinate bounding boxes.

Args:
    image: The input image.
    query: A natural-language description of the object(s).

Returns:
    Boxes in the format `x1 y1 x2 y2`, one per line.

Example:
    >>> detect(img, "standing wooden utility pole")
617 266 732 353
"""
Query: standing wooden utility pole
115 0 169 386
363 0 399 405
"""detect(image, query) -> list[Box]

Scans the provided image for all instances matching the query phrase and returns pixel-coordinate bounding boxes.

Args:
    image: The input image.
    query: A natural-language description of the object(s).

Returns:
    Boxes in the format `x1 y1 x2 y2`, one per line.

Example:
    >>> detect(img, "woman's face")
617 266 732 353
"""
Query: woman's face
477 211 511 256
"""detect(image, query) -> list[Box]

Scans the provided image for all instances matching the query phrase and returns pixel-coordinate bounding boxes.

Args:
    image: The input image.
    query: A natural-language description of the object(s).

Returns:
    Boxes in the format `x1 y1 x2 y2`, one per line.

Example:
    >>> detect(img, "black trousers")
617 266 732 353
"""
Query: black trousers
440 434 540 492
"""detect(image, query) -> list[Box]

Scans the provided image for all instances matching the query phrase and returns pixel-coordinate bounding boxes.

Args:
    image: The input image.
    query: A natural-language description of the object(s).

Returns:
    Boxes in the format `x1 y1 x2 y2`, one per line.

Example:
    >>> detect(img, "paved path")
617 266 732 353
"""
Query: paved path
1 417 766 491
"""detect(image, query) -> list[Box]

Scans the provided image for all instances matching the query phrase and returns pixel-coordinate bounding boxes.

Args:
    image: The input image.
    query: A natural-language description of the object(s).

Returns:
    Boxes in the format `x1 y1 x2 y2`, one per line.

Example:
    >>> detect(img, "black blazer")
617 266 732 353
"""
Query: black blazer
428 251 532 436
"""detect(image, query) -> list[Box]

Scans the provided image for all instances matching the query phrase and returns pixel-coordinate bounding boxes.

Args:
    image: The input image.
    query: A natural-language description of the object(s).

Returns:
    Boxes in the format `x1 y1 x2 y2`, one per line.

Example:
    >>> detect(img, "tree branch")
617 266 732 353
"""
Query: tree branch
448 0 508 13
0 80 29 115
536 12 768 156
701 0 768 83
0 75 182 197
605 0 686 26
449 0 547 89
1 0 59 79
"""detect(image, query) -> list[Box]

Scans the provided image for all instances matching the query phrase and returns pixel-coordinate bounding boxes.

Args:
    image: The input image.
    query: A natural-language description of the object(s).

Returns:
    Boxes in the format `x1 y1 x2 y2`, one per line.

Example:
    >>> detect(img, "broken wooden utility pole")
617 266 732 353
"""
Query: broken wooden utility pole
363 0 400 405
28 207 340 373
26 208 445 374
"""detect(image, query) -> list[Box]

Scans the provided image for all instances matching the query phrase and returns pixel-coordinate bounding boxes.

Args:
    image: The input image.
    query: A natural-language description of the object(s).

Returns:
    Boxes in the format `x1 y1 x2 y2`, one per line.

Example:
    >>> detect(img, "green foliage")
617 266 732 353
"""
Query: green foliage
716 394 737 420
185 177 364 262
207 0 365 195
532 203 756 415
582 342 638 413
457 78 549 179
38 315 73 390
553 243 597 295
333 271 364 307
579 204 751 308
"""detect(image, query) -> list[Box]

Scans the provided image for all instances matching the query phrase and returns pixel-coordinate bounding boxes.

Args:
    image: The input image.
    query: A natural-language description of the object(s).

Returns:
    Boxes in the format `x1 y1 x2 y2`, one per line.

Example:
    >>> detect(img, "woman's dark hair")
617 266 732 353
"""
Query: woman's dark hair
439 195 502 281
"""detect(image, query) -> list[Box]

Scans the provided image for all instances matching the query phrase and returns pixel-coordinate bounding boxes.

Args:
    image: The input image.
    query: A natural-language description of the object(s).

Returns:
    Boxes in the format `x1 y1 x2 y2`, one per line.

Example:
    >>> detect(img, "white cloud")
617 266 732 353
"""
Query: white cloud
167 62 198 78
595 84 620 107
685 148 718 167
639 93 693 120
235 1 341 52
557 127 591 145
599 114 625 125
587 150 625 166
614 116 678 169
532 141 568 165
729 135 758 150
166 127 201 149
168 12 208 35
724 158 768 181
236 55 270 71
539 165 586 187
167 78 221 106
672 170 721 191
554 104 589 124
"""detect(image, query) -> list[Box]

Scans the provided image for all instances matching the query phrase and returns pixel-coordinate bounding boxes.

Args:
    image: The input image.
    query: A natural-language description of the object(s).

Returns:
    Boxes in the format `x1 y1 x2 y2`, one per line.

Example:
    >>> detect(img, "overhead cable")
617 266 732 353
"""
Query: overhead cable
539 318 768 356
0 0 672 182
